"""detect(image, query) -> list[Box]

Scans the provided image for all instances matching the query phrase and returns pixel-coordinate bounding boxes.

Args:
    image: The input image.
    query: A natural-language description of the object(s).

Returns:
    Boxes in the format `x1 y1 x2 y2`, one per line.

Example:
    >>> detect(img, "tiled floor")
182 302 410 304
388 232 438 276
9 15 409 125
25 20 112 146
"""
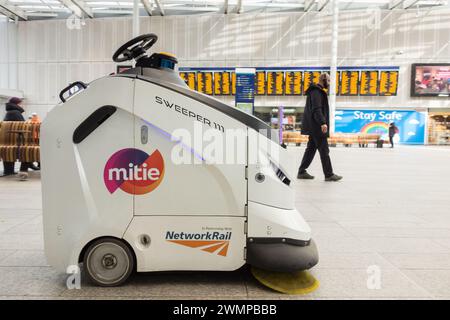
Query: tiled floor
1 145 449 299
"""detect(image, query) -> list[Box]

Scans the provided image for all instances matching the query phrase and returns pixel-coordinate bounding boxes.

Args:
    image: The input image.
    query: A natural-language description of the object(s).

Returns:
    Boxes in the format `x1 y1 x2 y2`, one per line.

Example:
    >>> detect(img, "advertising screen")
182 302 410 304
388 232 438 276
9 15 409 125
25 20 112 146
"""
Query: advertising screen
412 64 450 97
335 109 426 144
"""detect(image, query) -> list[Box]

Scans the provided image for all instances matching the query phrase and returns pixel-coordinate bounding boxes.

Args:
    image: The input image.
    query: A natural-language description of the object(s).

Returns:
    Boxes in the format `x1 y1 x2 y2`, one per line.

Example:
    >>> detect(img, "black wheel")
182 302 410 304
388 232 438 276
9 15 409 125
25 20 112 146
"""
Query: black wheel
112 33 158 62
83 238 135 287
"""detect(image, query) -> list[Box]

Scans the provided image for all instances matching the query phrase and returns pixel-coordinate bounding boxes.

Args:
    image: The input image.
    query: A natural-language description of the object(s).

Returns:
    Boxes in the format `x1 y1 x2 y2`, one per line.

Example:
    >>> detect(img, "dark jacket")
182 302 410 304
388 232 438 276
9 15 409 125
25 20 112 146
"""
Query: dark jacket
389 123 398 137
301 84 330 137
4 102 25 122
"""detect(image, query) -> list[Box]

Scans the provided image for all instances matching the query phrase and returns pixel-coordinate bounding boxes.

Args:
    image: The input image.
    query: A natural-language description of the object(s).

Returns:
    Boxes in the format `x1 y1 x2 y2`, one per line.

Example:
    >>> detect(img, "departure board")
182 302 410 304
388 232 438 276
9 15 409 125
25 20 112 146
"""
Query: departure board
284 71 302 95
179 72 196 90
379 71 398 96
340 71 359 96
266 71 284 95
179 72 187 83
360 71 379 96
214 72 222 95
256 71 266 95
222 72 231 95
335 71 340 96
231 72 236 95
179 67 399 98
196 72 205 93
275 72 284 95
203 72 213 95
303 71 321 93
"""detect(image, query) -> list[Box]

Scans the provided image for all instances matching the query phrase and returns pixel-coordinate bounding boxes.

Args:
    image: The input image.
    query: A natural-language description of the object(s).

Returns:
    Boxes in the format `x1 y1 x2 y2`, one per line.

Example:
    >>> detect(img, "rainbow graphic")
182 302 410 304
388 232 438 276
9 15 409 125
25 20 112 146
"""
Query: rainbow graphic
360 121 390 135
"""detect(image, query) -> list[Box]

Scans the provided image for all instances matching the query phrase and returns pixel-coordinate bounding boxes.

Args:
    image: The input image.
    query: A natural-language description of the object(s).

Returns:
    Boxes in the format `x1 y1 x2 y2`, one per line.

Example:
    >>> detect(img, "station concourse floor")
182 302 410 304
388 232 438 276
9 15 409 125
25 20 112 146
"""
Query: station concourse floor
0 145 450 300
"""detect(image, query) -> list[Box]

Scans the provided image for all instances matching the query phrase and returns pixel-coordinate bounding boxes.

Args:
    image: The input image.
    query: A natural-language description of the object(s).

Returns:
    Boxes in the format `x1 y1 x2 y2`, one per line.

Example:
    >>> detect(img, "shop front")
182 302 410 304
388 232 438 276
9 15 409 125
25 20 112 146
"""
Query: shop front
428 111 450 145
254 107 304 131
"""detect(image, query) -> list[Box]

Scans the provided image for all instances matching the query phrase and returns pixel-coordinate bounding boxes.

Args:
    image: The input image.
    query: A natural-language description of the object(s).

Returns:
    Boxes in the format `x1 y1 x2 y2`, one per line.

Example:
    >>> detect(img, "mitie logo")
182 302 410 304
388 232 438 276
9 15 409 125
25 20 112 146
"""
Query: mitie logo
166 231 232 257
104 148 164 195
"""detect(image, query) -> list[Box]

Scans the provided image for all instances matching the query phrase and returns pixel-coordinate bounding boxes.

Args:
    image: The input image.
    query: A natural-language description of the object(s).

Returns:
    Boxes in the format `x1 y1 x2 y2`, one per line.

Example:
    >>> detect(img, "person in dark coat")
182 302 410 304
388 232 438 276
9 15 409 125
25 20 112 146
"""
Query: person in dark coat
4 97 26 121
298 73 342 181
2 97 29 180
388 122 399 148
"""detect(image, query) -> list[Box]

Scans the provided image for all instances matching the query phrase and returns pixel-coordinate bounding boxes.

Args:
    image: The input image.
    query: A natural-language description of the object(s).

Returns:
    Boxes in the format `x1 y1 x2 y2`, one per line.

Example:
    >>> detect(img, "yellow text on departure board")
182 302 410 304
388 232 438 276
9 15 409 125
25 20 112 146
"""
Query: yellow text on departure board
256 71 266 95
214 72 222 95
204 72 213 95
285 71 302 95
222 72 231 95
379 71 398 96
340 71 359 95
360 71 379 96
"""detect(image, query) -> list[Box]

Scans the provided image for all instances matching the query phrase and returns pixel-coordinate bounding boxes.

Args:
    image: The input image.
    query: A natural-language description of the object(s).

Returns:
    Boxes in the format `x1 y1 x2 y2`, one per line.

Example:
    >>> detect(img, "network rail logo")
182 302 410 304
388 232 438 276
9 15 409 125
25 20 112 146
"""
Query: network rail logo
166 231 232 257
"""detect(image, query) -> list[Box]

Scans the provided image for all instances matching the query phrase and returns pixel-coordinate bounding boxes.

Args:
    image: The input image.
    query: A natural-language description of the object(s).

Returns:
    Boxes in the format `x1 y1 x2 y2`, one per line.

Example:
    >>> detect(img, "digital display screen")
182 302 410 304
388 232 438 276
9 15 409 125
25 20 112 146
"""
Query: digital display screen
303 71 321 94
231 72 236 95
117 65 132 74
222 72 231 95
214 72 222 95
379 71 398 96
256 71 266 95
335 71 340 96
266 71 284 95
196 72 205 93
340 71 359 96
203 72 213 95
411 64 450 97
179 72 196 90
284 71 302 95
179 67 399 98
360 71 379 96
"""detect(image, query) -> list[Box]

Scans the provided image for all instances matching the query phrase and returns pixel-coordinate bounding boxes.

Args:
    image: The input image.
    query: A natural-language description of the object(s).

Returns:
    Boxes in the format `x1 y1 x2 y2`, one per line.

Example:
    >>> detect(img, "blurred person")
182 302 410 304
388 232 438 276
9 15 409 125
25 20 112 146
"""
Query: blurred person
26 113 41 171
389 122 399 148
297 73 342 182
29 112 41 124
1 97 30 180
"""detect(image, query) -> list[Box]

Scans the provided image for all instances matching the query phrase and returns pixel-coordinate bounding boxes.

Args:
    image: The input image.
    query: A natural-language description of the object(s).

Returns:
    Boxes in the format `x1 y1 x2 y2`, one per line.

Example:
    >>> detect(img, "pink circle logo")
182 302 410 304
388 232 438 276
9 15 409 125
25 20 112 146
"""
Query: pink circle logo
103 148 165 195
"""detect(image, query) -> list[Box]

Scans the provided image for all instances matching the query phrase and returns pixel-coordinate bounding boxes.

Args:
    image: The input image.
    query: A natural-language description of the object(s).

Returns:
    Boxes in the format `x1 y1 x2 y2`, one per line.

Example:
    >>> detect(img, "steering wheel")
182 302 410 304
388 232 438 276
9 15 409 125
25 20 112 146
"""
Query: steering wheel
112 34 158 63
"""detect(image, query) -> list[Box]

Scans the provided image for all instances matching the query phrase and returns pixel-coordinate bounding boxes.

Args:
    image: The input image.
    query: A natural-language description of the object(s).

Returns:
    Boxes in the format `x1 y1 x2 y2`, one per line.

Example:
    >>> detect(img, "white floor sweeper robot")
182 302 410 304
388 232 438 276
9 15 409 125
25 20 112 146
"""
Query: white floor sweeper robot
41 34 318 286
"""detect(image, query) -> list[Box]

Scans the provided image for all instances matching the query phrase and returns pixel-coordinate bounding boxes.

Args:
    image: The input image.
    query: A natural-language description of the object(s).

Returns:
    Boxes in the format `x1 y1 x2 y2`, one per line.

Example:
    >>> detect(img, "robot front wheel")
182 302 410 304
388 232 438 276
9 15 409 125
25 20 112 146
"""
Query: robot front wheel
83 237 135 287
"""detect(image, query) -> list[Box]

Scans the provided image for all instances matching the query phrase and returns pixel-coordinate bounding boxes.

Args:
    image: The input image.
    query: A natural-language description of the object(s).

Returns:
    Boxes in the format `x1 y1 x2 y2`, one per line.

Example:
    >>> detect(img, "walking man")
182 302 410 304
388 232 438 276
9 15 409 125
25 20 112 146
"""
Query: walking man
297 73 342 182
388 122 399 148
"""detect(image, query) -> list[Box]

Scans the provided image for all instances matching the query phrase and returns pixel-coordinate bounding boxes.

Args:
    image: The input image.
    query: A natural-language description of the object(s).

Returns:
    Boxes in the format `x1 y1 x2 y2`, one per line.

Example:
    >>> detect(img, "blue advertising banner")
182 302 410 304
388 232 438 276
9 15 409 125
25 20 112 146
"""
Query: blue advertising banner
335 109 427 144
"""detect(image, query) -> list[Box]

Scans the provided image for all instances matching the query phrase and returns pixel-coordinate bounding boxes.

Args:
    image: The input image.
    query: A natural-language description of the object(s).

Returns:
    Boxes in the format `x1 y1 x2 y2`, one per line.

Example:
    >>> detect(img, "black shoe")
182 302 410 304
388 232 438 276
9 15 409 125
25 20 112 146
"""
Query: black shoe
325 174 343 182
30 164 40 171
297 171 315 179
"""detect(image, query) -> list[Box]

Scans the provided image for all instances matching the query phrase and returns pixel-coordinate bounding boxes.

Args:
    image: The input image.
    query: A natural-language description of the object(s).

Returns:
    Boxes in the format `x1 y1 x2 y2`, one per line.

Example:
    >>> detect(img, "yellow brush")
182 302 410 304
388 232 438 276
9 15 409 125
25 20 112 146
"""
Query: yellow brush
251 267 319 295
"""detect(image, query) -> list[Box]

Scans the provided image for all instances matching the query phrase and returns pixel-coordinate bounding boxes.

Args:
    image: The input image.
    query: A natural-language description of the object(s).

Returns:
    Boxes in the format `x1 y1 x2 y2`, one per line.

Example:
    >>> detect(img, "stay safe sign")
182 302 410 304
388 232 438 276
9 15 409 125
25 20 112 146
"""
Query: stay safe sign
334 109 426 144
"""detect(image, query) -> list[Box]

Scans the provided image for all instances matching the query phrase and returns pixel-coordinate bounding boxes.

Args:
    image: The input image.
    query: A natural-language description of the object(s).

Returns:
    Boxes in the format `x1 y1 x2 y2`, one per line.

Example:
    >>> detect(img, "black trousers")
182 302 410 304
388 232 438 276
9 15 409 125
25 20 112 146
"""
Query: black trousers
389 136 394 147
299 135 333 178
2 161 29 175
